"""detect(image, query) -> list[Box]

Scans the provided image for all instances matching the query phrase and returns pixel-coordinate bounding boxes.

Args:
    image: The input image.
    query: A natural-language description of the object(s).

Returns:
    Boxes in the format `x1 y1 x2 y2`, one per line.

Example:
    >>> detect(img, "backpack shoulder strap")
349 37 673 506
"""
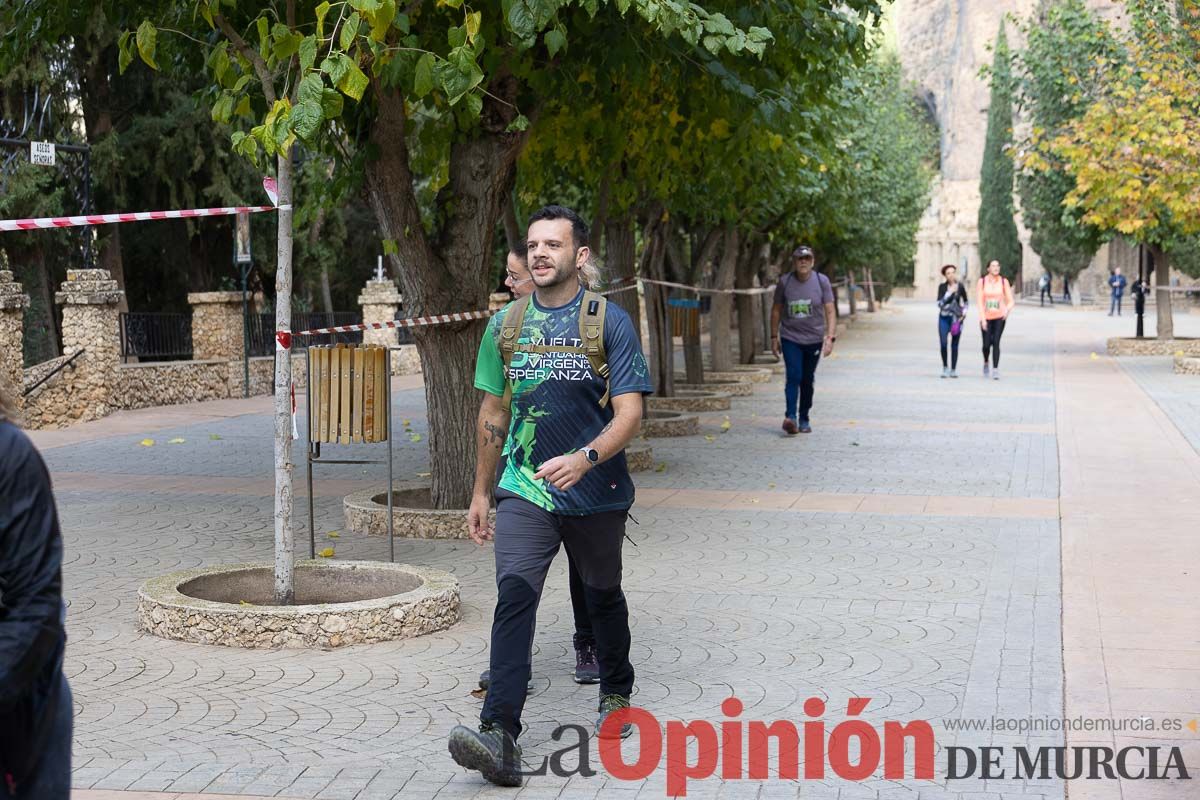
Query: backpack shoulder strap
579 290 610 408
499 295 532 412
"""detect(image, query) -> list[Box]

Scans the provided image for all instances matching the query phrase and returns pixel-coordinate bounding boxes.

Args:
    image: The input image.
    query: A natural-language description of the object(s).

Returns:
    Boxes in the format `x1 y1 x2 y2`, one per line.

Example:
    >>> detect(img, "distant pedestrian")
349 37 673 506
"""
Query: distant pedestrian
1038 272 1054 306
937 264 968 378
771 245 836 435
1062 273 1071 303
977 259 1015 380
1132 275 1151 317
0 387 72 800
1108 267 1127 316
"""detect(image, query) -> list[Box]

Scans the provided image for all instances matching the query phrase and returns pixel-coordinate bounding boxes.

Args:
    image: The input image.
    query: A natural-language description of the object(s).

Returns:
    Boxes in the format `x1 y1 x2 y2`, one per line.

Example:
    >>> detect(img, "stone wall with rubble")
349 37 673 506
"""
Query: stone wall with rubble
13 271 422 429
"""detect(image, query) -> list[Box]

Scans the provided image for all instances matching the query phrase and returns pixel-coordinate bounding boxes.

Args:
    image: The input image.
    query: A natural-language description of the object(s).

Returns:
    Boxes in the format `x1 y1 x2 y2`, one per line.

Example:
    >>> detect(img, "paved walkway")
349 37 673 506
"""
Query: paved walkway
32 301 1200 799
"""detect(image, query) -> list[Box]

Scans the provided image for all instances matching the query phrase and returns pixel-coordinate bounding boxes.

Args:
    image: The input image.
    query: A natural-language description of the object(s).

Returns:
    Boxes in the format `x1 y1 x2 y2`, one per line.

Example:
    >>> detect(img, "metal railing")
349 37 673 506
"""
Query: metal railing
249 312 365 356
119 312 193 362
23 349 85 396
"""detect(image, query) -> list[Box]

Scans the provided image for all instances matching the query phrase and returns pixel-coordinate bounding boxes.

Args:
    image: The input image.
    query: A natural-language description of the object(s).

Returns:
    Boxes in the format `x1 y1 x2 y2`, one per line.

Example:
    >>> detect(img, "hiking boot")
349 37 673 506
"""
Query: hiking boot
596 694 634 739
798 420 813 434
782 418 799 435
478 669 534 693
448 722 523 787
573 637 600 684
941 366 949 378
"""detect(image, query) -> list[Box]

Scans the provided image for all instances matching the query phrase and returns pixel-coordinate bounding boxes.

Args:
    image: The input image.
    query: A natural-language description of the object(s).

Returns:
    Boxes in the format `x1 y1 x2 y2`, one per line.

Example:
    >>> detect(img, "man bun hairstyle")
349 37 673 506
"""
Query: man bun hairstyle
528 204 589 251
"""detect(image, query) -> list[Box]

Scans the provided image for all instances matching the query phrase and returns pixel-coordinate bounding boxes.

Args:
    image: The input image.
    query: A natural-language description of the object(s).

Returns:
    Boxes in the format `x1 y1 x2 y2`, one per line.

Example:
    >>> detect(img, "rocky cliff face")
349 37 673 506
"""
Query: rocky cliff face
890 0 1125 297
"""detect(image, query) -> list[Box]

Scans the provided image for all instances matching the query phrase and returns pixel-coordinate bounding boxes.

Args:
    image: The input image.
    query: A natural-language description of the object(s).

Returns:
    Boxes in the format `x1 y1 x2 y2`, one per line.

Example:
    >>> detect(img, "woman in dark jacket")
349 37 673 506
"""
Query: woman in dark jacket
936 264 969 378
0 386 71 800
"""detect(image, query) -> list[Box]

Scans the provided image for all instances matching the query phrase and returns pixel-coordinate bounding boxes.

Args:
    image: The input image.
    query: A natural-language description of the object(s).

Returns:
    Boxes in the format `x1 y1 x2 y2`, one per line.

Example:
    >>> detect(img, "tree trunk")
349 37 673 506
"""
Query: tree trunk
604 214 640 334
502 191 522 255
363 82 524 509
273 150 295 605
1152 245 1174 341
642 217 674 396
319 265 334 315
78 43 128 313
592 175 611 262
709 225 738 373
735 238 759 364
666 231 703 384
865 267 877 312
846 266 857 315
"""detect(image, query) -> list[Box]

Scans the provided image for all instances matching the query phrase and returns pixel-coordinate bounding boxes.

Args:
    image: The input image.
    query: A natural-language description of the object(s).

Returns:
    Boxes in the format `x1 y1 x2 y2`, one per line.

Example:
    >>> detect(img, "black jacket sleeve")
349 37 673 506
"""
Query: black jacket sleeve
0 422 66 711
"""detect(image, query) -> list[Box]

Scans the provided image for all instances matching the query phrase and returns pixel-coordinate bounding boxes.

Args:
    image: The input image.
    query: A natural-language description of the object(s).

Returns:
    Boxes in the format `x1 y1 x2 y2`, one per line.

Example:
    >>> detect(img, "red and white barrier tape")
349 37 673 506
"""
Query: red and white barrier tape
638 277 776 296
293 308 498 337
0 204 287 232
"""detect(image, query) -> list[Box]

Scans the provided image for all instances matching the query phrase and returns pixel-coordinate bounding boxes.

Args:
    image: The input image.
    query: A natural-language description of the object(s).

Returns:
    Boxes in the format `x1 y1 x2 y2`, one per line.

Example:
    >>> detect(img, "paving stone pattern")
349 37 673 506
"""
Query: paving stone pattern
52 303 1072 799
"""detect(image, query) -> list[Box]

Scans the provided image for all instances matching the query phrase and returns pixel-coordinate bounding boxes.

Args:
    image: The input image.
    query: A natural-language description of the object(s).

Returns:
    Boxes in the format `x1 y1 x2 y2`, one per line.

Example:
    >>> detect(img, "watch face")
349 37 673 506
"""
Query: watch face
586 448 599 463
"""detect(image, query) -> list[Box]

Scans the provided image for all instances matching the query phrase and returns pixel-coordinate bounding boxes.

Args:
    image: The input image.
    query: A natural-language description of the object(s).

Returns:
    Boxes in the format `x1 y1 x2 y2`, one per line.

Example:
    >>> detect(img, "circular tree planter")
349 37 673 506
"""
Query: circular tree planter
626 443 654 472
345 482 487 539
138 560 460 649
675 379 754 397
1107 337 1200 357
679 369 770 384
1175 356 1200 375
712 366 773 383
646 390 732 413
641 410 701 438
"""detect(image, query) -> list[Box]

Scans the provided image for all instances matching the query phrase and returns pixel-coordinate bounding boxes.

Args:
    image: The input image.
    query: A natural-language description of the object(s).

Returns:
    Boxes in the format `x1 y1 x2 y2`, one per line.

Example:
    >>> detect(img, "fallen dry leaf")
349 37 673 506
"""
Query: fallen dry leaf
409 433 423 443
317 547 335 558
168 437 186 444
327 531 340 539
139 439 155 447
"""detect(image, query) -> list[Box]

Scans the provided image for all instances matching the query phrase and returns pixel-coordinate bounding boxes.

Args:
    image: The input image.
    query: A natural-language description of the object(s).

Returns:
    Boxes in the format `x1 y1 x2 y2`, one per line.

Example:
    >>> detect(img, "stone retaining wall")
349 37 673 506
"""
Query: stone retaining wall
1107 337 1200 357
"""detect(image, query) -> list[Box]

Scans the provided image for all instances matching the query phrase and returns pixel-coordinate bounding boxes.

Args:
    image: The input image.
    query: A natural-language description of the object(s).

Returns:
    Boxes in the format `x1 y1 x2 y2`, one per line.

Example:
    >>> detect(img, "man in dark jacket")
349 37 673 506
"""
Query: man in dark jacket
0 388 72 800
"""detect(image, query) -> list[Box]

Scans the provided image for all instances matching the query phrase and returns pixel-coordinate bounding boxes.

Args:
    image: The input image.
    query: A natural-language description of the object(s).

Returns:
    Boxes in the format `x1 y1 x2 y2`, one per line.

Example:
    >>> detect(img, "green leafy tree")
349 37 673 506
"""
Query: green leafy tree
1044 0 1200 339
978 21 1022 283
114 0 771 601
1013 0 1119 289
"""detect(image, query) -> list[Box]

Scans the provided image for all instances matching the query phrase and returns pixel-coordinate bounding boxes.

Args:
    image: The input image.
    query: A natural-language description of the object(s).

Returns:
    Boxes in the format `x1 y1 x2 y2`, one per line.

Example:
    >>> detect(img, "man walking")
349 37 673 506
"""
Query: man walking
448 206 651 786
475 248 602 694
0 387 72 800
771 245 836 434
1109 266 1128 316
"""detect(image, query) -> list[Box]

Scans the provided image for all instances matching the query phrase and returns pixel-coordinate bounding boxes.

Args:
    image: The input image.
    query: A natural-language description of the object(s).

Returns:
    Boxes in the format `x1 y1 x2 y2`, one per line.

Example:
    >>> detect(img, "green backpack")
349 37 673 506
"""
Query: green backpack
498 290 610 411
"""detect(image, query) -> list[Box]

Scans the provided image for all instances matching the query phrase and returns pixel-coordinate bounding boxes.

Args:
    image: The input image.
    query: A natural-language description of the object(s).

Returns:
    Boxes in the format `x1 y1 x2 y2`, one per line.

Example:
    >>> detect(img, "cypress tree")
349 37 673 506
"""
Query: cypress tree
978 22 1023 283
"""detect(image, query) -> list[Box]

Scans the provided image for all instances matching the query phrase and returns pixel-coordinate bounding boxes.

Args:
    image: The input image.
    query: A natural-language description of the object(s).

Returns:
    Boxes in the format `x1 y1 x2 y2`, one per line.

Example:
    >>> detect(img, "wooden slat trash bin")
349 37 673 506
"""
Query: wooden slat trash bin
305 344 395 561
308 344 390 443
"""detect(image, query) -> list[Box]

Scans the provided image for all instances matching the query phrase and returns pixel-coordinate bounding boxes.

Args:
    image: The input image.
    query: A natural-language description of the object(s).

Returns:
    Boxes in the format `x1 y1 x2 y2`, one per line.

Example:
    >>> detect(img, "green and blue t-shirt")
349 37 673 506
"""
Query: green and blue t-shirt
474 288 652 515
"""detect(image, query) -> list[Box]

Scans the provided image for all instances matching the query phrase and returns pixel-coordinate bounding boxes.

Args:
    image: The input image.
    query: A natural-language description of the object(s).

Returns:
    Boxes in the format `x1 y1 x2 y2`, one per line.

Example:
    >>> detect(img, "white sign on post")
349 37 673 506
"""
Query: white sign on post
30 141 56 166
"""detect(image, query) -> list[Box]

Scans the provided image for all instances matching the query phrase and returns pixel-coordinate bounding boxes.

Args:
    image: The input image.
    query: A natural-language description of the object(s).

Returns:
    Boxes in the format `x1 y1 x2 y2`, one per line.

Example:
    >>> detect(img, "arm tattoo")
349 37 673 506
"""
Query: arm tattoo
598 420 614 436
483 420 505 449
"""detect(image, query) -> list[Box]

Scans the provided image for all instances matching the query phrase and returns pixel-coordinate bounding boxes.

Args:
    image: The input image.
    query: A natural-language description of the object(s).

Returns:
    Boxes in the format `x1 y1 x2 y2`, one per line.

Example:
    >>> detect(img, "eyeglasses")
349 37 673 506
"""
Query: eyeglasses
505 273 533 286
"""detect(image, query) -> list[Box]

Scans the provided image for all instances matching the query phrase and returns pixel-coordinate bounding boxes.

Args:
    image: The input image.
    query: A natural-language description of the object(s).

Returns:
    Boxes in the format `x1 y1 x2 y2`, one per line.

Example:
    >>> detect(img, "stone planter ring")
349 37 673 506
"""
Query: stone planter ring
138 560 461 648
344 482 485 539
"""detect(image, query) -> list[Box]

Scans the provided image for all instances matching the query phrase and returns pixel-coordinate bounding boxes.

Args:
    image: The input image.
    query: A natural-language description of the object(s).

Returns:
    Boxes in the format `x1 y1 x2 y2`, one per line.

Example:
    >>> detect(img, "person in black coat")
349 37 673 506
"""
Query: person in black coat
936 264 969 378
0 388 71 800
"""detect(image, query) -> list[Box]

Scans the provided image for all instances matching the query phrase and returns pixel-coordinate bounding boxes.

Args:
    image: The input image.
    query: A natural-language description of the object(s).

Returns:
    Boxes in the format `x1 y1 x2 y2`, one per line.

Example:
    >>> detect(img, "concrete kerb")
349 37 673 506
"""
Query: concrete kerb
344 482 488 539
137 560 461 648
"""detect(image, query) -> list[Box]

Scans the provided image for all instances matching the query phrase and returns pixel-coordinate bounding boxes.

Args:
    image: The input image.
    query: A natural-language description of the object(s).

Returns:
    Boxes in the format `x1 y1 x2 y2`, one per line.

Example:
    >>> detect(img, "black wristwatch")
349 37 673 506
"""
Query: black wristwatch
582 447 600 464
